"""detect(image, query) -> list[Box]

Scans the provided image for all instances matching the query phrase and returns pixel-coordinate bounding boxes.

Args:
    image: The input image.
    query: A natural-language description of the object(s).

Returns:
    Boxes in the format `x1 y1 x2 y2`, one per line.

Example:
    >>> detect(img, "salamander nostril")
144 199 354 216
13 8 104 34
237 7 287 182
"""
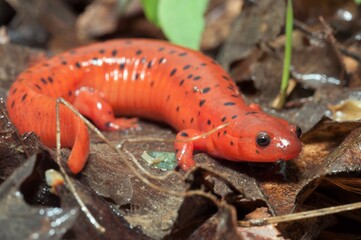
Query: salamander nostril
296 126 302 138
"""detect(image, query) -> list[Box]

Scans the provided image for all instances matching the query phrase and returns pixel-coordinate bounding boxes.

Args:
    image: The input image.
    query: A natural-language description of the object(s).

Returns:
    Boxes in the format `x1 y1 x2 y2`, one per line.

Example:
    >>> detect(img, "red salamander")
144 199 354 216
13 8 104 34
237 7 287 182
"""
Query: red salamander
6 39 302 173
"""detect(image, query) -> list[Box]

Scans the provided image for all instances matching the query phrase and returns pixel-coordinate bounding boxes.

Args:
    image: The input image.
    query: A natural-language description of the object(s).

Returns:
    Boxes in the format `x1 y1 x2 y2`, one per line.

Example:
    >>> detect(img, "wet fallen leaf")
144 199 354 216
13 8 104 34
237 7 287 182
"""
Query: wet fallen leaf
201 0 243 50
218 0 285 71
0 155 78 240
328 99 361 121
0 43 45 90
5 0 82 50
76 0 128 39
0 99 44 180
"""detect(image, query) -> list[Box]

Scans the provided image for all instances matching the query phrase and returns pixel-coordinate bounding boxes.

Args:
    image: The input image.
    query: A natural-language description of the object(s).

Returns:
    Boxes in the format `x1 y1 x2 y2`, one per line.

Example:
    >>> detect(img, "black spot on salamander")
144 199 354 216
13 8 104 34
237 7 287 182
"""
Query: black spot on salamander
12 88 17 94
47 77 53 83
147 60 154 69
193 76 201 81
166 95 170 101
120 60 126 70
158 47 165 51
75 62 81 68
11 100 15 108
181 132 189 137
41 78 47 85
99 49 105 54
221 116 227 122
201 63 207 66
170 68 177 76
245 111 258 115
230 141 234 146
21 94 27 102
68 91 72 96
227 85 234 91
222 75 230 81
112 50 118 56
217 132 220 138
176 106 180 112
150 81 155 87
207 119 211 125
92 57 98 62
179 79 185 86
132 72 139 80
232 115 238 119
190 117 194 123
183 65 191 70
223 130 227 135
224 102 236 106
199 99 206 107
61 60 67 65
169 50 176 54
187 74 193 79
159 57 166 64
175 149 179 154
179 52 187 57
202 87 211 94
182 119 185 124
34 84 41 90
256 149 260 154
105 122 111 128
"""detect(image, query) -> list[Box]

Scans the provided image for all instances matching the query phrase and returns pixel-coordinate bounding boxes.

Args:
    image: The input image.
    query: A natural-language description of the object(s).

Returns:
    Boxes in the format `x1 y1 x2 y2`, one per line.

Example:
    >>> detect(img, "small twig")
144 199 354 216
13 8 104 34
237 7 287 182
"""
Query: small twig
238 201 361 227
56 99 106 233
294 19 361 63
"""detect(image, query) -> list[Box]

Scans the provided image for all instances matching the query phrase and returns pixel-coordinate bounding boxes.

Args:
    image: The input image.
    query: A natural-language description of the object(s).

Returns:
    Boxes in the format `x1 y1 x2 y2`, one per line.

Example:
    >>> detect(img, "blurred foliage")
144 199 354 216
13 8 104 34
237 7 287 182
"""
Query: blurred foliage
140 0 209 49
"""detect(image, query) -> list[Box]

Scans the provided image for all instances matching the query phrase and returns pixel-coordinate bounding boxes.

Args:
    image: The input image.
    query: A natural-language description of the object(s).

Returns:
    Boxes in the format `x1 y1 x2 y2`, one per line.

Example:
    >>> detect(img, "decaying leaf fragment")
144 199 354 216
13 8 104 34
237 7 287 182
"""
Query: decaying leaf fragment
0 155 78 240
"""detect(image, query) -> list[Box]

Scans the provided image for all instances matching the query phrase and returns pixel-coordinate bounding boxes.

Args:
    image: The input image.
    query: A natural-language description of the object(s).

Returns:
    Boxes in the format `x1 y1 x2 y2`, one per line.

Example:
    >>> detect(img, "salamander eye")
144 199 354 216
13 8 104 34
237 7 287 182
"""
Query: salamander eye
296 126 302 138
256 132 270 147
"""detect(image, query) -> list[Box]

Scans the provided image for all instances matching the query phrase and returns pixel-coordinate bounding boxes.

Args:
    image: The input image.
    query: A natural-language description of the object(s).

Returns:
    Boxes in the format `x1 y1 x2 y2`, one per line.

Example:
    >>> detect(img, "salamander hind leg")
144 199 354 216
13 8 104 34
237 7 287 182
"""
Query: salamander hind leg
174 129 206 171
73 89 139 131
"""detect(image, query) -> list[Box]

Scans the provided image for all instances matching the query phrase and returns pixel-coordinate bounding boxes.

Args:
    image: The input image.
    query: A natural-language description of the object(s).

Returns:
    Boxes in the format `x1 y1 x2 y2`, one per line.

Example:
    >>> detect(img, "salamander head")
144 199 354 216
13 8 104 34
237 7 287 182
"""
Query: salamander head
212 112 302 162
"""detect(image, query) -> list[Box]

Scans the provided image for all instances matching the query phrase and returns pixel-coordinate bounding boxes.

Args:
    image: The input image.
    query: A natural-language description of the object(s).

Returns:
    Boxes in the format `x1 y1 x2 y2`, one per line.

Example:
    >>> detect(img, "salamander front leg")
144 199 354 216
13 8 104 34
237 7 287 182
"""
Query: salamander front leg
73 90 139 131
174 129 206 171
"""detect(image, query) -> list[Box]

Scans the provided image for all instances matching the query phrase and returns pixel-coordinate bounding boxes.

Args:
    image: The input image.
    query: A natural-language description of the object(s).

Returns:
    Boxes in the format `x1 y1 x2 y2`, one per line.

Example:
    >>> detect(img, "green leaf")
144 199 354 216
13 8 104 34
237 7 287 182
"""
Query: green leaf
140 0 160 27
355 0 361 4
158 0 209 49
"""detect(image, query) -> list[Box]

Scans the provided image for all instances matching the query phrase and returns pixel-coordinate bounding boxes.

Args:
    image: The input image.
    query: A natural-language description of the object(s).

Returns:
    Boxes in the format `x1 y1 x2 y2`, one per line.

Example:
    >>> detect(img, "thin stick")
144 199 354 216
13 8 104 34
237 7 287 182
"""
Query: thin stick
55 99 106 233
238 201 361 227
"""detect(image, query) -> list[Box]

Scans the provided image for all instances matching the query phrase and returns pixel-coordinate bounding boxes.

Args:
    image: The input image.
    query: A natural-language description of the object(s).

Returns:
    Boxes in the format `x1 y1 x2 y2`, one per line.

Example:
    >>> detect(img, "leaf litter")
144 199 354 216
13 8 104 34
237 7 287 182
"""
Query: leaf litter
1 0 361 239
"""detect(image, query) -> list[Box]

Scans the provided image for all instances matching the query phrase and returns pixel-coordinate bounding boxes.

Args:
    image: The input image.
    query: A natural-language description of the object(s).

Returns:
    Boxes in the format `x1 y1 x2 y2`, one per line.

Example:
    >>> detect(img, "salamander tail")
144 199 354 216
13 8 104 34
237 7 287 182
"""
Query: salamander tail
66 117 89 173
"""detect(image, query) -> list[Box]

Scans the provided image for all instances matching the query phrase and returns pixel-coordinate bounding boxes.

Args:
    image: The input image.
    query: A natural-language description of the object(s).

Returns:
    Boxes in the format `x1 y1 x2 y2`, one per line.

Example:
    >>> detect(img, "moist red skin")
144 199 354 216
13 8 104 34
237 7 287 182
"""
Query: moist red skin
6 39 302 174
